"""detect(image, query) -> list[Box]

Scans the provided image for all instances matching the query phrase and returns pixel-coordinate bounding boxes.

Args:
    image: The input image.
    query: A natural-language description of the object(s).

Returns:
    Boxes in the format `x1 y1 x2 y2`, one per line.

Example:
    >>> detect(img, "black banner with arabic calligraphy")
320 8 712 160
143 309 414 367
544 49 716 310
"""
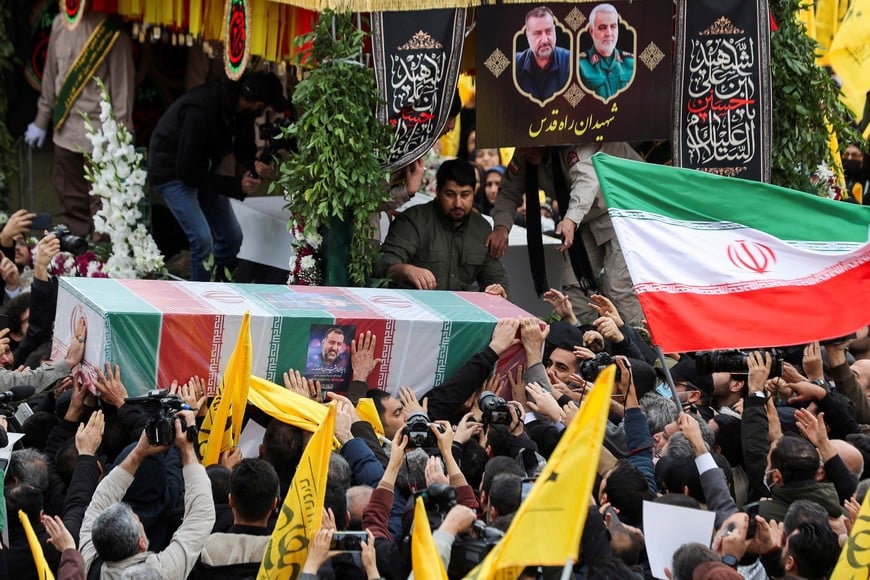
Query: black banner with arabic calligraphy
673 0 772 181
475 1 672 148
373 9 466 172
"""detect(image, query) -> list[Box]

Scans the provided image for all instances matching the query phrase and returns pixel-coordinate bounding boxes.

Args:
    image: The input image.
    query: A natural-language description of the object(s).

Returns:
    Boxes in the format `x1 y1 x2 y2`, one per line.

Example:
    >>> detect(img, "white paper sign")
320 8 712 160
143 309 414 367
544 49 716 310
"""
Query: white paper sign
238 419 268 461
643 500 716 579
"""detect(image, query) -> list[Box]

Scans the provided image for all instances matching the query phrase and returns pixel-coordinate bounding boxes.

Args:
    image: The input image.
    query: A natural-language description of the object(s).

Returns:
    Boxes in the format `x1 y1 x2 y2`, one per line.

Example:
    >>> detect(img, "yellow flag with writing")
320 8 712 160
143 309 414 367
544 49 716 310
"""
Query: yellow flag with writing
258 402 336 580
199 312 252 466
828 0 870 119
464 366 615 579
412 496 448 580
19 510 54 580
832 480 870 577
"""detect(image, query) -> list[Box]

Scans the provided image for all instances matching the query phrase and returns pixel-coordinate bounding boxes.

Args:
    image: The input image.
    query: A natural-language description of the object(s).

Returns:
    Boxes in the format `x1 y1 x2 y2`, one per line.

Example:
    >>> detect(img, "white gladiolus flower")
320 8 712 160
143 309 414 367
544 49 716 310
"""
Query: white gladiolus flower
83 83 164 279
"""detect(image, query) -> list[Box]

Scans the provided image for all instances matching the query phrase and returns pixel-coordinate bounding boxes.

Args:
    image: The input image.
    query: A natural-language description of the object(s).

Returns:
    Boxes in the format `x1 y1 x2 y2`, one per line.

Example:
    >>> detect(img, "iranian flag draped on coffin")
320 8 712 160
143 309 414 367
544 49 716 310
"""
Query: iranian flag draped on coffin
52 280 531 396
591 153 870 353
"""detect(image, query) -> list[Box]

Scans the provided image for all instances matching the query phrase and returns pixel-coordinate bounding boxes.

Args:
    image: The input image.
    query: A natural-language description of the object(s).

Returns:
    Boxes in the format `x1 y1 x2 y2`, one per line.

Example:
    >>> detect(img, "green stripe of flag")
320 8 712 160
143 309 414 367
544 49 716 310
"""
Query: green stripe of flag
64 279 163 394
591 153 870 244
64 278 160 314
408 291 498 383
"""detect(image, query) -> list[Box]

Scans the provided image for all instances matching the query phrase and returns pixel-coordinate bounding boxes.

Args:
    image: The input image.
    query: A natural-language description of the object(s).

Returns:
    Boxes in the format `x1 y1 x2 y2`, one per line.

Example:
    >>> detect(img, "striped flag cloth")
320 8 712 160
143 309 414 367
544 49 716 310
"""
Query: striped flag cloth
591 153 870 353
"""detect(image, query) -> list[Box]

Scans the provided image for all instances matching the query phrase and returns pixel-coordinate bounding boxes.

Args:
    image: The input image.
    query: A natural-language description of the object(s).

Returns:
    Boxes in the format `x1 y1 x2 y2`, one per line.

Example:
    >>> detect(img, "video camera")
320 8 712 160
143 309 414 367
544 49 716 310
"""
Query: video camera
402 411 444 449
579 352 621 383
413 484 504 577
695 349 784 378
255 116 294 168
50 224 88 256
418 483 458 518
124 389 197 447
448 520 505 578
478 391 511 427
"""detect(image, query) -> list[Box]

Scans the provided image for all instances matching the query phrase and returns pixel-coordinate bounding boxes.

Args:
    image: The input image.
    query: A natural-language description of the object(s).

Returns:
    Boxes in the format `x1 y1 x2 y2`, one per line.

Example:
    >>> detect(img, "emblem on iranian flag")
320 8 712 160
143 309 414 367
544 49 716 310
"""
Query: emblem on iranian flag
727 240 776 274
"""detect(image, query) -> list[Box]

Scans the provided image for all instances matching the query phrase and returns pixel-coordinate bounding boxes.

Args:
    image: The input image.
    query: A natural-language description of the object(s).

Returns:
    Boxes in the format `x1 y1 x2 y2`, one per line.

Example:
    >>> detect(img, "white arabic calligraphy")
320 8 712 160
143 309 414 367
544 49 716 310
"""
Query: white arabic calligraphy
389 51 446 163
685 37 757 164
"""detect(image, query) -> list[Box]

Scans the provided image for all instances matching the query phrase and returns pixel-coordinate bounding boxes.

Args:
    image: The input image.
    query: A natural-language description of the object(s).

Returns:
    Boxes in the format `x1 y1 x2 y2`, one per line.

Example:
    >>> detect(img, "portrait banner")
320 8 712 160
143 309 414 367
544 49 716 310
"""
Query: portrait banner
673 0 773 182
475 1 672 148
373 9 466 172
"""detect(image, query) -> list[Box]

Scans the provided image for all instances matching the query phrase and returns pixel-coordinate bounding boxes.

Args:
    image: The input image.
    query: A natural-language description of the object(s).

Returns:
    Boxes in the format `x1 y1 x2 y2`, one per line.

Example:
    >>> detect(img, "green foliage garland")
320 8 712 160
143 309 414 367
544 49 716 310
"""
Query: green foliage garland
276 11 392 286
769 0 864 192
0 3 17 211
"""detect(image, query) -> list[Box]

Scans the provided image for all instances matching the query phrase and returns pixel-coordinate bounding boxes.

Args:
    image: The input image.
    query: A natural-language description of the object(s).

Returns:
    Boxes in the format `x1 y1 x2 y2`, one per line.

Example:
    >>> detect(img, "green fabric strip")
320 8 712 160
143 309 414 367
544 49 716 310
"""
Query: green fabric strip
53 16 122 130
592 153 870 244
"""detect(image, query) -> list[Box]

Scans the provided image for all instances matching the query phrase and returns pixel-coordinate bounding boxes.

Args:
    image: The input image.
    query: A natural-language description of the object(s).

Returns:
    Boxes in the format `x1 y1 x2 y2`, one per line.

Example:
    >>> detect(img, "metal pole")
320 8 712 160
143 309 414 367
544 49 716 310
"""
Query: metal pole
655 345 683 414
560 558 574 580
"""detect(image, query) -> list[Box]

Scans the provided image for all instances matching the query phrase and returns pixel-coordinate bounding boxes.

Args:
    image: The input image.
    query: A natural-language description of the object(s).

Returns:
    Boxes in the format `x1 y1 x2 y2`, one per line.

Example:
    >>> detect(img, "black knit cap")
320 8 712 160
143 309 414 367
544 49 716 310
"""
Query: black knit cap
240 71 290 111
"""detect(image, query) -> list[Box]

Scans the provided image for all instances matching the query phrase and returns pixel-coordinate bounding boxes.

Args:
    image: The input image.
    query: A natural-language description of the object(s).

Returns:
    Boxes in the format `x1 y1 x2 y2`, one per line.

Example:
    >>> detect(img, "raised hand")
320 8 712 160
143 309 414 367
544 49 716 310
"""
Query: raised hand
283 368 322 401
184 376 208 415
75 409 104 456
802 342 824 382
351 331 381 382
398 386 425 416
490 318 521 356
42 515 76 553
95 363 127 408
588 294 624 328
542 288 577 324
525 382 564 423
424 455 449 487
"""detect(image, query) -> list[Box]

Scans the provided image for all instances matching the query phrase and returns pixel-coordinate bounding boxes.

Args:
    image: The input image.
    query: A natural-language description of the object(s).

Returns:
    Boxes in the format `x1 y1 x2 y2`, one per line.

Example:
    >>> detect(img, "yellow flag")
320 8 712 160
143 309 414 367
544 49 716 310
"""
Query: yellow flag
18 511 55 580
796 0 816 41
832 481 870 577
247 375 327 432
465 366 615 579
356 398 385 439
412 496 448 580
828 0 870 118
199 312 252 466
258 403 336 580
814 0 849 65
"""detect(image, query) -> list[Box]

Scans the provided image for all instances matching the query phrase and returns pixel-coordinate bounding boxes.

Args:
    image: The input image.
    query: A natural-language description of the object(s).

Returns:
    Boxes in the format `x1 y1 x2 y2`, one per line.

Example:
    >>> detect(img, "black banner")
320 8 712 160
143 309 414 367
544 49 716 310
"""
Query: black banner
475 1 672 148
673 0 772 181
373 9 466 172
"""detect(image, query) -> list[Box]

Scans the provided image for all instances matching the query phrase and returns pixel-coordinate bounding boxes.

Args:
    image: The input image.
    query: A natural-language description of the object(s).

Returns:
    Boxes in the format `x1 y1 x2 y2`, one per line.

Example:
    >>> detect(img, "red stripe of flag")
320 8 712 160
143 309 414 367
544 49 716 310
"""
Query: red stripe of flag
641 262 870 352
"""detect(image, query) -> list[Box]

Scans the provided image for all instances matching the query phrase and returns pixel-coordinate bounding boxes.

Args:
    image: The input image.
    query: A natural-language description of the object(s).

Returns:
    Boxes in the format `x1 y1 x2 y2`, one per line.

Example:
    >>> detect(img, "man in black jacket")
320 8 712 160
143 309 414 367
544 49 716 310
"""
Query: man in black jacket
148 71 288 281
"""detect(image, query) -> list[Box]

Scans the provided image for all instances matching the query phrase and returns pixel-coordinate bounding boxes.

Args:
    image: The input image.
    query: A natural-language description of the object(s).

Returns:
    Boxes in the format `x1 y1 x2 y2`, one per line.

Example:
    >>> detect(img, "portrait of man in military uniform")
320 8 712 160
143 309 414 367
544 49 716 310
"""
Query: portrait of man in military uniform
578 3 636 103
514 6 572 105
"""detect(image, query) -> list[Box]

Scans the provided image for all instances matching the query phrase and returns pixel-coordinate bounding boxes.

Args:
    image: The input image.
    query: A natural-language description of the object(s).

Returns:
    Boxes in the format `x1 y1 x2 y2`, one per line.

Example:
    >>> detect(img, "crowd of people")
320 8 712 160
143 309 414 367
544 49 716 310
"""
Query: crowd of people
7 5 870 580
0 216 868 579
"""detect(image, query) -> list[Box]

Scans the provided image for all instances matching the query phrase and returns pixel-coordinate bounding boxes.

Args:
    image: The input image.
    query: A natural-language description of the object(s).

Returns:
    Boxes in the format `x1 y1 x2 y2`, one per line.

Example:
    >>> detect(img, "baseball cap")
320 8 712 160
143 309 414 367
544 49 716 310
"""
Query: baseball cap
667 355 714 397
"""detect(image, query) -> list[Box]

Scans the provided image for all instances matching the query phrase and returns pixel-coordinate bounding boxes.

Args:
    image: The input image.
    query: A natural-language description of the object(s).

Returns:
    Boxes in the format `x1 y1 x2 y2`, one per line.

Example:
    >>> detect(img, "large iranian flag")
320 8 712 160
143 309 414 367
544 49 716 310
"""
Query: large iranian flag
592 153 870 353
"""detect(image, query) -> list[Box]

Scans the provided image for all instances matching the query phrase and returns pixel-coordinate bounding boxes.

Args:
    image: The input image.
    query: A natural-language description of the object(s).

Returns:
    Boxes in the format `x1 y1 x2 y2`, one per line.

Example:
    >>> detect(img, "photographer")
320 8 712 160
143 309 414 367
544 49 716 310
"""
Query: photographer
0 210 34 303
79 410 215 578
7 231 63 369
148 71 288 281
